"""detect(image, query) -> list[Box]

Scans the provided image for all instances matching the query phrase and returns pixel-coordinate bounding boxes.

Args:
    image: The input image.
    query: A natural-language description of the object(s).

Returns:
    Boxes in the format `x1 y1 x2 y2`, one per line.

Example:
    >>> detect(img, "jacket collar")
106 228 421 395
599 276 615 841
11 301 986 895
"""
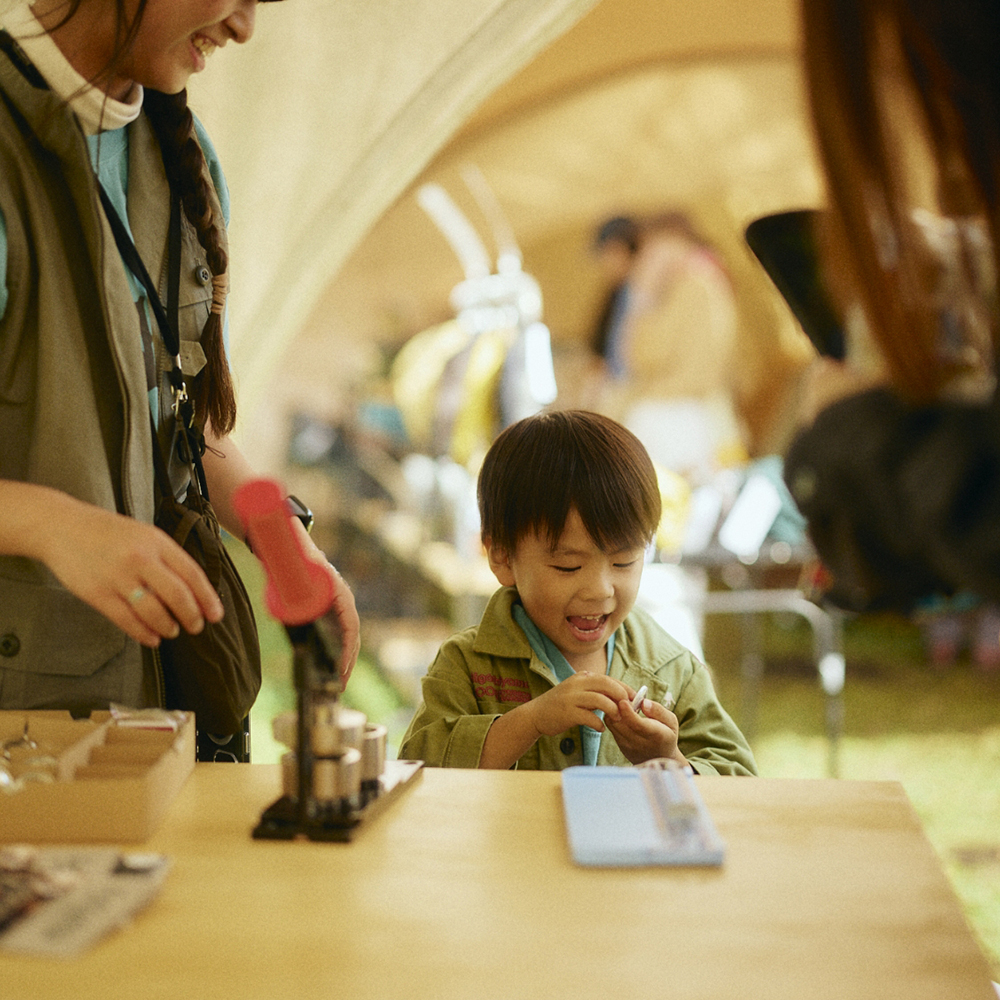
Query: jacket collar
472 587 533 659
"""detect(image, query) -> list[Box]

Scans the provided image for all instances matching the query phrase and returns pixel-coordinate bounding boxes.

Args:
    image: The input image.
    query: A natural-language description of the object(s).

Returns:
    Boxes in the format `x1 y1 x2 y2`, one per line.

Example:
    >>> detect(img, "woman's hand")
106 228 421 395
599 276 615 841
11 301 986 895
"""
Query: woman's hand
319 559 361 686
35 493 223 647
201 430 361 685
292 521 361 686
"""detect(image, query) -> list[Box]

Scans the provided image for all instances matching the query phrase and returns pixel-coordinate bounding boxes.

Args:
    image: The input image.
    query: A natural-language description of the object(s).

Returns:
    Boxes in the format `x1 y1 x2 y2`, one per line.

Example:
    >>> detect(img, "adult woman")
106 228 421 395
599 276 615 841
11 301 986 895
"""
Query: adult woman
784 0 1000 613
0 0 359 714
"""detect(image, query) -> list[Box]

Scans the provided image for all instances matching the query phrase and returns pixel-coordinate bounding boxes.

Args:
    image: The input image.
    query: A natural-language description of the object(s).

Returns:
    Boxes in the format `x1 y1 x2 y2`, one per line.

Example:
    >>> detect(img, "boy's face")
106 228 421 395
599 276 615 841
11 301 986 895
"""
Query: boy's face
487 507 645 673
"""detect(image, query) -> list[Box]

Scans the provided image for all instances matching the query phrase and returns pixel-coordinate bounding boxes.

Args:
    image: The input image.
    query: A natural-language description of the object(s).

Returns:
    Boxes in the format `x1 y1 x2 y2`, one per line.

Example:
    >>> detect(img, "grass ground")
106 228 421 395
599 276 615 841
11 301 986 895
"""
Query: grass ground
233 543 1000 981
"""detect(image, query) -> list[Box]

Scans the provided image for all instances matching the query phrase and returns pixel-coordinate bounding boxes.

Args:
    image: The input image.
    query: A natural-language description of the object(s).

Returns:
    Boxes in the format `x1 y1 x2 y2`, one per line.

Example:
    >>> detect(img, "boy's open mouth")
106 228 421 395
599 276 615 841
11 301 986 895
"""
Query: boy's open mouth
567 614 608 636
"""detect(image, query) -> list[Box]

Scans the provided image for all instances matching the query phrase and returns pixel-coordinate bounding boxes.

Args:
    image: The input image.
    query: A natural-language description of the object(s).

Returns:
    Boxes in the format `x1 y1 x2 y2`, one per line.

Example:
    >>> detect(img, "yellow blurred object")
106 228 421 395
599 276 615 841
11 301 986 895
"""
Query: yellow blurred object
390 319 514 467
716 438 750 468
390 320 470 451
654 463 692 557
448 326 514 467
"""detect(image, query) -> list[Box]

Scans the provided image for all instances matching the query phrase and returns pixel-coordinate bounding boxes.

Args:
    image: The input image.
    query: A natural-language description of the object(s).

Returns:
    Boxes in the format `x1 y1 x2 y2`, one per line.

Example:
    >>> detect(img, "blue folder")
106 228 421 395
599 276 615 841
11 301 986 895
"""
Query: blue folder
560 765 726 868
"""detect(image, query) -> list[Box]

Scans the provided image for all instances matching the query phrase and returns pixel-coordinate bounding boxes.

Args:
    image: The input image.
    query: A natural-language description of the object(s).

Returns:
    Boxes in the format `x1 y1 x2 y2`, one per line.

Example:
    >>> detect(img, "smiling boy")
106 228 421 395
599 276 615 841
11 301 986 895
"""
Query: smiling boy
399 410 756 775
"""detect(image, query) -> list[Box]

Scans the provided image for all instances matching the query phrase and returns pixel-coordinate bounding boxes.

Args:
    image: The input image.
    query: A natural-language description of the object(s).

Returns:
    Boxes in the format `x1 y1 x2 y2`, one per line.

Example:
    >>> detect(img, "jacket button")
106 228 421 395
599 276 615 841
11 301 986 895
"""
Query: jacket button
195 265 212 285
0 633 20 657
559 737 575 755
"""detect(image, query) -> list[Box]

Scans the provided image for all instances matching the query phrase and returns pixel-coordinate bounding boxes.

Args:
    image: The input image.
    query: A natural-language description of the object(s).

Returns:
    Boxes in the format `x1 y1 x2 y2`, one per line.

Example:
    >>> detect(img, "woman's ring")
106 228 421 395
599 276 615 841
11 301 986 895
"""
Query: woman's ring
128 587 146 605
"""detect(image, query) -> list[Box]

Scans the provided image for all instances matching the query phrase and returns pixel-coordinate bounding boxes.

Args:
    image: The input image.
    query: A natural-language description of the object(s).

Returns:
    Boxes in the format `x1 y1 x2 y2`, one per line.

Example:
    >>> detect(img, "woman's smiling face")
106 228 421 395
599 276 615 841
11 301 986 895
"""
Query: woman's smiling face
488 506 646 673
116 0 258 95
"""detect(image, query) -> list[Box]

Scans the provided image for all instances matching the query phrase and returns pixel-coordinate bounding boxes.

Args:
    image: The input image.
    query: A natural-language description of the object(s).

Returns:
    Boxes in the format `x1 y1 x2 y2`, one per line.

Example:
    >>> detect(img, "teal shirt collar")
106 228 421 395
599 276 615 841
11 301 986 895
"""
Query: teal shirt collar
512 602 615 766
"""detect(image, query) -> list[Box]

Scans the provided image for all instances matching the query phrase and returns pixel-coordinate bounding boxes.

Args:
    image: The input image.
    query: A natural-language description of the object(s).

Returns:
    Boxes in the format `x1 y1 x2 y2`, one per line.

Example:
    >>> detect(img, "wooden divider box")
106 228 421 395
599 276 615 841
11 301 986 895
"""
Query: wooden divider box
0 711 195 843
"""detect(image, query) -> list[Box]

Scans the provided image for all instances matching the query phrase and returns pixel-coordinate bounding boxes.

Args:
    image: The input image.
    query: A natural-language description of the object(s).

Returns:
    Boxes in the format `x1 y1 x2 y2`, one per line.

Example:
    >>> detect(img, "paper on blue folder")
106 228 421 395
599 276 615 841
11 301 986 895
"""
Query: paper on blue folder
561 764 725 868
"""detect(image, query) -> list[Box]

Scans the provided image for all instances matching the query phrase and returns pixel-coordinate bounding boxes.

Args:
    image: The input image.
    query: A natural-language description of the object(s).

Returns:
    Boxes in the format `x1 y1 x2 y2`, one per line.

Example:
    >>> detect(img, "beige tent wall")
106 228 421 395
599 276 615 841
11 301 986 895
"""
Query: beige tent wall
232 0 822 469
186 0 603 468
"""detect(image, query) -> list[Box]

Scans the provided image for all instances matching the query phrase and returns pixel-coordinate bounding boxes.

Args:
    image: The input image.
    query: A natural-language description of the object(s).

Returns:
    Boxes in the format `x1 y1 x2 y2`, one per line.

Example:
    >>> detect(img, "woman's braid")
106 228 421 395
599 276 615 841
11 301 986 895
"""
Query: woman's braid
143 88 237 436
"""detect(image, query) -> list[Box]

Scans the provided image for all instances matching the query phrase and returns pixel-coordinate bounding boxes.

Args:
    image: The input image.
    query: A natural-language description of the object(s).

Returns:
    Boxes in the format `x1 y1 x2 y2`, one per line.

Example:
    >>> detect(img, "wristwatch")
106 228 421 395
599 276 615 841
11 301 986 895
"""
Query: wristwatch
286 495 314 534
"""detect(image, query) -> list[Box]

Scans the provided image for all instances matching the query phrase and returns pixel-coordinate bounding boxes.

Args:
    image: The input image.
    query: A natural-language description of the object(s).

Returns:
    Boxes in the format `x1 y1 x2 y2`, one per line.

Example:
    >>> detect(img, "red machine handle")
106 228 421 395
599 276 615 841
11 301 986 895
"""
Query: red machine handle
232 478 334 625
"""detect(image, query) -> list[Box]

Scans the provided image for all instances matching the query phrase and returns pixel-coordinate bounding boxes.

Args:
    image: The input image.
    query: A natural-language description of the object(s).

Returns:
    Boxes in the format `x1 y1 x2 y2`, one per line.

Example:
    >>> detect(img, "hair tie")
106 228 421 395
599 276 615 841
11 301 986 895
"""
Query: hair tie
211 271 229 315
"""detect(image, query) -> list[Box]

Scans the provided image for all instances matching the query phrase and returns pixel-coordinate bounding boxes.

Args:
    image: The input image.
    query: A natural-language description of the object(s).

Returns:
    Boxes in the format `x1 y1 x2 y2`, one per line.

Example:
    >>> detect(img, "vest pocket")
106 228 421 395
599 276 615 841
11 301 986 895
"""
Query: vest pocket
0 573 126 677
176 227 213 379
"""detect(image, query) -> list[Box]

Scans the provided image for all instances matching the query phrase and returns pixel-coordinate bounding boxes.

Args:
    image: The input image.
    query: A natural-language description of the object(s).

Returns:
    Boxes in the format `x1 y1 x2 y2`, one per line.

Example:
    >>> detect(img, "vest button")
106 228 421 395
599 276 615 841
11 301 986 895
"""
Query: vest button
195 265 212 285
0 633 20 657
559 736 575 755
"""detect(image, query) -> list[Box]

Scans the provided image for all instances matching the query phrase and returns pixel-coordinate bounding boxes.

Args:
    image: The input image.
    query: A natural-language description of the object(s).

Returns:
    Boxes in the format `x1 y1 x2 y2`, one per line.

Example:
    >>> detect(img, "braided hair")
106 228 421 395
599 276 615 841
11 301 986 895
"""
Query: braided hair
143 88 237 436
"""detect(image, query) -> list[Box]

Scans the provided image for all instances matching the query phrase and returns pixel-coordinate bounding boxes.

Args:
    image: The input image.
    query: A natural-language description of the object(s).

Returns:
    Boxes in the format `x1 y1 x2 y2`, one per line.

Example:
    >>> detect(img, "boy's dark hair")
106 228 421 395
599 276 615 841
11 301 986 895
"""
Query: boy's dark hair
478 409 661 554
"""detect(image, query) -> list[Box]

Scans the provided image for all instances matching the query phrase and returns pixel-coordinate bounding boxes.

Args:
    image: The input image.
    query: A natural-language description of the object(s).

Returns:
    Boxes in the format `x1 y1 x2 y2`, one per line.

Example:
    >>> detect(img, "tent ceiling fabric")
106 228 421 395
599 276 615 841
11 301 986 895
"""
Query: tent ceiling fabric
188 0 602 419
189 0 818 463
293 52 820 456
459 0 799 138
330 55 820 347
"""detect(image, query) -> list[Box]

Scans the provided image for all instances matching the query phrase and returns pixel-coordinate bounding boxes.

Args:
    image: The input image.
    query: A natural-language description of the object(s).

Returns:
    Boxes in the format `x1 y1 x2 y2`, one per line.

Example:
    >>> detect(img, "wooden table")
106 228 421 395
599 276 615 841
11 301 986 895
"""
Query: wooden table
4 766 995 1000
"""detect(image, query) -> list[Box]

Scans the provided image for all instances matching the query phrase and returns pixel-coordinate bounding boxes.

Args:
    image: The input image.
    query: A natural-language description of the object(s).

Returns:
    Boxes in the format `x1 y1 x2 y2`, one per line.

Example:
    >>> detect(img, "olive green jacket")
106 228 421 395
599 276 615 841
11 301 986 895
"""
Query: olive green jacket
400 587 757 774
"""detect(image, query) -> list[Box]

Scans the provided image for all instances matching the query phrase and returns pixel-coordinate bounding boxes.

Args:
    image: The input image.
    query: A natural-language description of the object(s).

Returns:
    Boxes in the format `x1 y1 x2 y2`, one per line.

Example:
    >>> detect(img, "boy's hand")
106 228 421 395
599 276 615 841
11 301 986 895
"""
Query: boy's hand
604 690 689 766
526 672 629 737
479 671 629 769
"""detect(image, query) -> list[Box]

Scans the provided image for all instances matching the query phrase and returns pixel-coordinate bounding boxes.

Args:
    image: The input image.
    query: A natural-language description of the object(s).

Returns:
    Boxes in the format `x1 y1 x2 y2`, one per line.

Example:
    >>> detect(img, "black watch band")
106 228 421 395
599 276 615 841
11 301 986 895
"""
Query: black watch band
286 495 314 534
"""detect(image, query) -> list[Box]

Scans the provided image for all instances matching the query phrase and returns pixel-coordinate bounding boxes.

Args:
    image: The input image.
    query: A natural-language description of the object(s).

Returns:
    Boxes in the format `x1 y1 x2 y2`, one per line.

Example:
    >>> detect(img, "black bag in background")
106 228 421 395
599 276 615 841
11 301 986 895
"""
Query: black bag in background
747 210 1000 615
784 386 1000 614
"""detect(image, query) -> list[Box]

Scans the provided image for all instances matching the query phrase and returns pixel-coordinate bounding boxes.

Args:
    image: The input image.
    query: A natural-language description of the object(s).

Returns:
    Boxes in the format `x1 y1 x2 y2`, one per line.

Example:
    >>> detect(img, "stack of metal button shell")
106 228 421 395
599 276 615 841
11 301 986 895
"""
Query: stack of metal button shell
272 703 387 809
361 723 388 795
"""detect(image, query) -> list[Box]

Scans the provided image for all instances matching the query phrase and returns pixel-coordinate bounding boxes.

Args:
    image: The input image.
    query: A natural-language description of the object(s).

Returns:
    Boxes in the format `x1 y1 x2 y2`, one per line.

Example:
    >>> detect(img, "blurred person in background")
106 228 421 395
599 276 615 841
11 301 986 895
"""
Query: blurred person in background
589 211 748 487
589 214 642 384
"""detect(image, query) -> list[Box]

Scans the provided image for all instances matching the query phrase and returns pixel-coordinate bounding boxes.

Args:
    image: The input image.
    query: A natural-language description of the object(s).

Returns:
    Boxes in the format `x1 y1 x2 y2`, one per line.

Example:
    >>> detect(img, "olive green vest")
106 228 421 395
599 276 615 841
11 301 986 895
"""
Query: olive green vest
0 44 222 712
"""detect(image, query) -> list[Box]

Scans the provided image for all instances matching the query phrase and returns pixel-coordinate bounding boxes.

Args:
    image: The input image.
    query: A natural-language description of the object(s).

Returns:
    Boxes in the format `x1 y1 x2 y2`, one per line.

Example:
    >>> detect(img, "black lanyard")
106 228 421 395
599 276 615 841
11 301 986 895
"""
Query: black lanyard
98 185 210 500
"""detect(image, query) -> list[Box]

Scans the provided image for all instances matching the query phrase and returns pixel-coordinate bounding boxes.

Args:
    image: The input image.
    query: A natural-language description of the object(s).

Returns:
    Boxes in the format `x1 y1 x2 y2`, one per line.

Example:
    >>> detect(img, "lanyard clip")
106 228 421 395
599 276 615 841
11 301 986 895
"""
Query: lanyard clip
167 362 191 423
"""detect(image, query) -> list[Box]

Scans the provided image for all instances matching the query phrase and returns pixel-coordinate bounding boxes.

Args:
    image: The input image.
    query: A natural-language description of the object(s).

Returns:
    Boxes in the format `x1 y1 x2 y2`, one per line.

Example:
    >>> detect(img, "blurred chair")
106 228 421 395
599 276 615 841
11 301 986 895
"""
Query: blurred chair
665 456 847 777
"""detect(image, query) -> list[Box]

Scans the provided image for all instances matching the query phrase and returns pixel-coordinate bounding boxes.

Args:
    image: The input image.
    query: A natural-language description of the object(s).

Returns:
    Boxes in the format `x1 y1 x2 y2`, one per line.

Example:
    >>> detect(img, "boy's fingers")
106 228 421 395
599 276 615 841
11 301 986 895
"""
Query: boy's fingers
639 699 675 725
588 675 630 701
584 689 624 719
578 714 606 733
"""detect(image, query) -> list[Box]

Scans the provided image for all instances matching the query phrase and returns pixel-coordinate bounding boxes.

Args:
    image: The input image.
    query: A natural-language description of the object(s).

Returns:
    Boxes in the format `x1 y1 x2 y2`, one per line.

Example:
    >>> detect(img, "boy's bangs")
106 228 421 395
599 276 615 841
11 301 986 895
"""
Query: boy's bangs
531 443 658 554
570 462 659 553
478 409 661 553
